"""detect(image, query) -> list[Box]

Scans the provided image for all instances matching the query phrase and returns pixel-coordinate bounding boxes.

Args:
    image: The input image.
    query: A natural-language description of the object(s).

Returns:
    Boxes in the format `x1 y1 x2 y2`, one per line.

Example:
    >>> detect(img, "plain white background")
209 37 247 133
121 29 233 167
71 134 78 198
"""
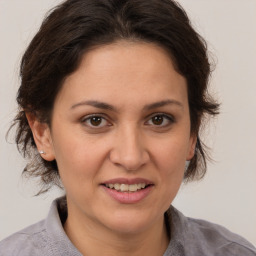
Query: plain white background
0 0 255 245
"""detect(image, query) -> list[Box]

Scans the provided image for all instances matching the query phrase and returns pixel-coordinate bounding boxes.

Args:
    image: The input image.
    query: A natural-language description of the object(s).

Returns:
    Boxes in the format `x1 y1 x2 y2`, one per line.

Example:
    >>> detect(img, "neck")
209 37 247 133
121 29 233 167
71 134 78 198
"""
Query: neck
64 209 169 256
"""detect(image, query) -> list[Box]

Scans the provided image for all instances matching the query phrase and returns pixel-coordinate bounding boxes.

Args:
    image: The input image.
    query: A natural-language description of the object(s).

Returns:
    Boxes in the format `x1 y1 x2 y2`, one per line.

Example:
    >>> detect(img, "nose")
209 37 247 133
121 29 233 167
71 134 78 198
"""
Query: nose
109 126 150 171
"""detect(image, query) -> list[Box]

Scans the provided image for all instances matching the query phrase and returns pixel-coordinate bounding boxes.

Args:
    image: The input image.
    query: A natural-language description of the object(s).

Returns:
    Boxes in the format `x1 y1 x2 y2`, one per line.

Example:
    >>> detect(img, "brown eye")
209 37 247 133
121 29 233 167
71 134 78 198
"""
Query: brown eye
82 115 109 128
90 116 102 126
152 115 164 125
146 114 174 127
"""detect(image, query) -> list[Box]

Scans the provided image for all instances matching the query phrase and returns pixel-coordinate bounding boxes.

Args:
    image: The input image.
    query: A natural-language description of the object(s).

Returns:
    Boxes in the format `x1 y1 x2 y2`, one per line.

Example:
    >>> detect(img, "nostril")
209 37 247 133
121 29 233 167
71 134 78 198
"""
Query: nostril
109 133 150 170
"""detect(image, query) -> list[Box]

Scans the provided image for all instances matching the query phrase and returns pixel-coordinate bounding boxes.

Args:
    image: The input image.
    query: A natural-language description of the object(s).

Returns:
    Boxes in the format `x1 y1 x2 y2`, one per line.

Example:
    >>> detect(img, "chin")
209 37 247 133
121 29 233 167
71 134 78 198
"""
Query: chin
102 208 161 235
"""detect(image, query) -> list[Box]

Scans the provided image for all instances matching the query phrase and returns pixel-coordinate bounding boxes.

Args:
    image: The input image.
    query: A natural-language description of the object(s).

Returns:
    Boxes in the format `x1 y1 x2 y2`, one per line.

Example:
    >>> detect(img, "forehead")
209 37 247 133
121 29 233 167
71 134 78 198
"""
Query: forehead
55 41 188 110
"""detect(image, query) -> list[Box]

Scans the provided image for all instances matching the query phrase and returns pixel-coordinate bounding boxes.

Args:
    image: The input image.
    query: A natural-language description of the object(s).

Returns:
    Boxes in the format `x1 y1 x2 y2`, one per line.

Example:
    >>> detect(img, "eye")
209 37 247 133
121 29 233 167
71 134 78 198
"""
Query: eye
82 115 110 128
146 114 174 127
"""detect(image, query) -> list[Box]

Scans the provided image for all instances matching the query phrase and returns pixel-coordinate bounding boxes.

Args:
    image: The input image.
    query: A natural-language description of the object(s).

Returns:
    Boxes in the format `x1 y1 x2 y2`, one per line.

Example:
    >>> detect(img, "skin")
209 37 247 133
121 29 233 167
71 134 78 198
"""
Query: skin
28 41 196 256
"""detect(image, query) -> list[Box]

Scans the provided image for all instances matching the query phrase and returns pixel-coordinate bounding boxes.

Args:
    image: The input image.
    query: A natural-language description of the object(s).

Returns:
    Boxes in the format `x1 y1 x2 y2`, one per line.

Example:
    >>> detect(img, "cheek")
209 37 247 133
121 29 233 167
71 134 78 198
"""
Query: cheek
149 140 187 212
153 137 189 168
151 136 189 187
51 132 98 179
53 133 114 190
55 145 101 201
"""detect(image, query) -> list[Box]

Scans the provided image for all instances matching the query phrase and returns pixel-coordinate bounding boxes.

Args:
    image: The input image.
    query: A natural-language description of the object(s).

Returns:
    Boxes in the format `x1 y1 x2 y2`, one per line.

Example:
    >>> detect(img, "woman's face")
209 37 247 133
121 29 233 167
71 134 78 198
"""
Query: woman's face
42 41 196 234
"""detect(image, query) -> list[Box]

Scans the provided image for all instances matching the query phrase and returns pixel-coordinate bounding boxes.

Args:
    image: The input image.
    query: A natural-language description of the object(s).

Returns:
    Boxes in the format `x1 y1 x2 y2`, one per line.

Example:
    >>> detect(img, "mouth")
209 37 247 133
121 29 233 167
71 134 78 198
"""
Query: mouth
101 178 154 203
103 183 152 192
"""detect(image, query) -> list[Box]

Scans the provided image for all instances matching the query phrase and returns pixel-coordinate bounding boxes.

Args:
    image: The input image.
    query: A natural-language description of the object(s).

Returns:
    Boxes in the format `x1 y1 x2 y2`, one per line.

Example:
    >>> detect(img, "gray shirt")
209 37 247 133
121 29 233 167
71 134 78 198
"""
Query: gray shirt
0 197 255 256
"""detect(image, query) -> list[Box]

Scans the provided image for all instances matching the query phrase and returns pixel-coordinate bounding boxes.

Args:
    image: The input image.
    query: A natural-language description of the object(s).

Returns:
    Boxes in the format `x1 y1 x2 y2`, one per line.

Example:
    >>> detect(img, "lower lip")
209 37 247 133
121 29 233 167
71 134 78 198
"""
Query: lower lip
101 185 153 204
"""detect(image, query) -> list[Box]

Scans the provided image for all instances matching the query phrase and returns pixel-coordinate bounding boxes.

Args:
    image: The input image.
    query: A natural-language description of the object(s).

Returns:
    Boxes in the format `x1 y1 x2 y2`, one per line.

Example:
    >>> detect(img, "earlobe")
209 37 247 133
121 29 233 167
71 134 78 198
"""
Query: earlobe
26 113 55 161
186 135 197 161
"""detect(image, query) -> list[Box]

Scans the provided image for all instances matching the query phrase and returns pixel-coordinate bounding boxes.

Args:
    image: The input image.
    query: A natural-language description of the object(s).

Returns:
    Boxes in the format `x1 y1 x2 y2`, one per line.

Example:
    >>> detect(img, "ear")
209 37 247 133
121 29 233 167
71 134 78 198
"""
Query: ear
186 134 197 161
26 113 55 161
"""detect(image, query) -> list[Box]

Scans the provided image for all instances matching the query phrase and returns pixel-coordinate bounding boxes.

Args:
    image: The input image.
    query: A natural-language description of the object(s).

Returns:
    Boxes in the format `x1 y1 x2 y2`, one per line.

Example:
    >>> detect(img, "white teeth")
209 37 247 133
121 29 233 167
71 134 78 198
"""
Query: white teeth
129 184 137 192
114 184 120 190
105 183 147 192
120 184 128 192
108 184 114 189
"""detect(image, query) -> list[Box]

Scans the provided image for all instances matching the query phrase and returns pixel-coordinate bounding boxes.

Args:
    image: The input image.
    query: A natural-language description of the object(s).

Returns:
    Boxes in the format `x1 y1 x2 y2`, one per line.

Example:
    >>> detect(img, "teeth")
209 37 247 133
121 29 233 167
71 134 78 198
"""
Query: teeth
120 184 128 192
129 184 137 192
114 184 120 190
105 183 147 192
109 184 114 189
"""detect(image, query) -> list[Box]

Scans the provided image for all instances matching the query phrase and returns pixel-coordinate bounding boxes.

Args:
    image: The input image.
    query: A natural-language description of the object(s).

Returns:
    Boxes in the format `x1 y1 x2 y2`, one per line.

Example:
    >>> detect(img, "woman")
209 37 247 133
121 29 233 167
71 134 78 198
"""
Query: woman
0 0 255 255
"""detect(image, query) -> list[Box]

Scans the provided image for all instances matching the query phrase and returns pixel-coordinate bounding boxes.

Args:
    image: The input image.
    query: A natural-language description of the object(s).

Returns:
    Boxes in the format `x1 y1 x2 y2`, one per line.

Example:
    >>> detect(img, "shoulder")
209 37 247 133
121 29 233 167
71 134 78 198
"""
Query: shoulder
187 217 256 255
0 220 49 256
0 197 81 256
167 206 256 256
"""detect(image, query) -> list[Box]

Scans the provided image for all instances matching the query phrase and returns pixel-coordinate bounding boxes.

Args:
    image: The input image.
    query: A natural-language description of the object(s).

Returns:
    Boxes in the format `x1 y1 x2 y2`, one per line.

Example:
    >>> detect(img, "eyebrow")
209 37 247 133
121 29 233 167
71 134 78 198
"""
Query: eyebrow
70 99 183 111
71 100 116 111
143 99 183 111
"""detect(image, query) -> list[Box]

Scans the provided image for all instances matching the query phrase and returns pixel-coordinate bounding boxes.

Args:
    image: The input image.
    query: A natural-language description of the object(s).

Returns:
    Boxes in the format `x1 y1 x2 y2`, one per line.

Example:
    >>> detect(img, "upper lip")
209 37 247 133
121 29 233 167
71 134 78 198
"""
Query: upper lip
101 178 154 185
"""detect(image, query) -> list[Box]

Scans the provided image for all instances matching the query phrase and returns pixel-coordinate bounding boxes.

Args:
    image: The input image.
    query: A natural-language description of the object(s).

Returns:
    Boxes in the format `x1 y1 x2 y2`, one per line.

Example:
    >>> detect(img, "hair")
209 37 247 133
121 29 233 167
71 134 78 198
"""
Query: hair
12 0 219 194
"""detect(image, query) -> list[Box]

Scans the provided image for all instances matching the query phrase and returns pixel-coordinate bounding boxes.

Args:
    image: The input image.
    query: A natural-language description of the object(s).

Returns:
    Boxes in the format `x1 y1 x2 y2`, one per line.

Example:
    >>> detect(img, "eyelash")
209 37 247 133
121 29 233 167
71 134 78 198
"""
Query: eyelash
145 113 175 127
81 113 175 129
81 114 111 128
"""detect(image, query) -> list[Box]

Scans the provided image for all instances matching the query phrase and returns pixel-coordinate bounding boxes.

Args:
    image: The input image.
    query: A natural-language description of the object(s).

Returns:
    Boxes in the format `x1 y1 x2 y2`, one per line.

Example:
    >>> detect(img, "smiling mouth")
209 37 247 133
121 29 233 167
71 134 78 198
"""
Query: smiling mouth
103 183 152 192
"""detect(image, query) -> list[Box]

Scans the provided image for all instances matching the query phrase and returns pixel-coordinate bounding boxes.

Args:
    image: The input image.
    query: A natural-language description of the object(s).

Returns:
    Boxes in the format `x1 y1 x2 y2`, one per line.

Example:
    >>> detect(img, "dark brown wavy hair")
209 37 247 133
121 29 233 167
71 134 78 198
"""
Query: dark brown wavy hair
11 0 219 194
